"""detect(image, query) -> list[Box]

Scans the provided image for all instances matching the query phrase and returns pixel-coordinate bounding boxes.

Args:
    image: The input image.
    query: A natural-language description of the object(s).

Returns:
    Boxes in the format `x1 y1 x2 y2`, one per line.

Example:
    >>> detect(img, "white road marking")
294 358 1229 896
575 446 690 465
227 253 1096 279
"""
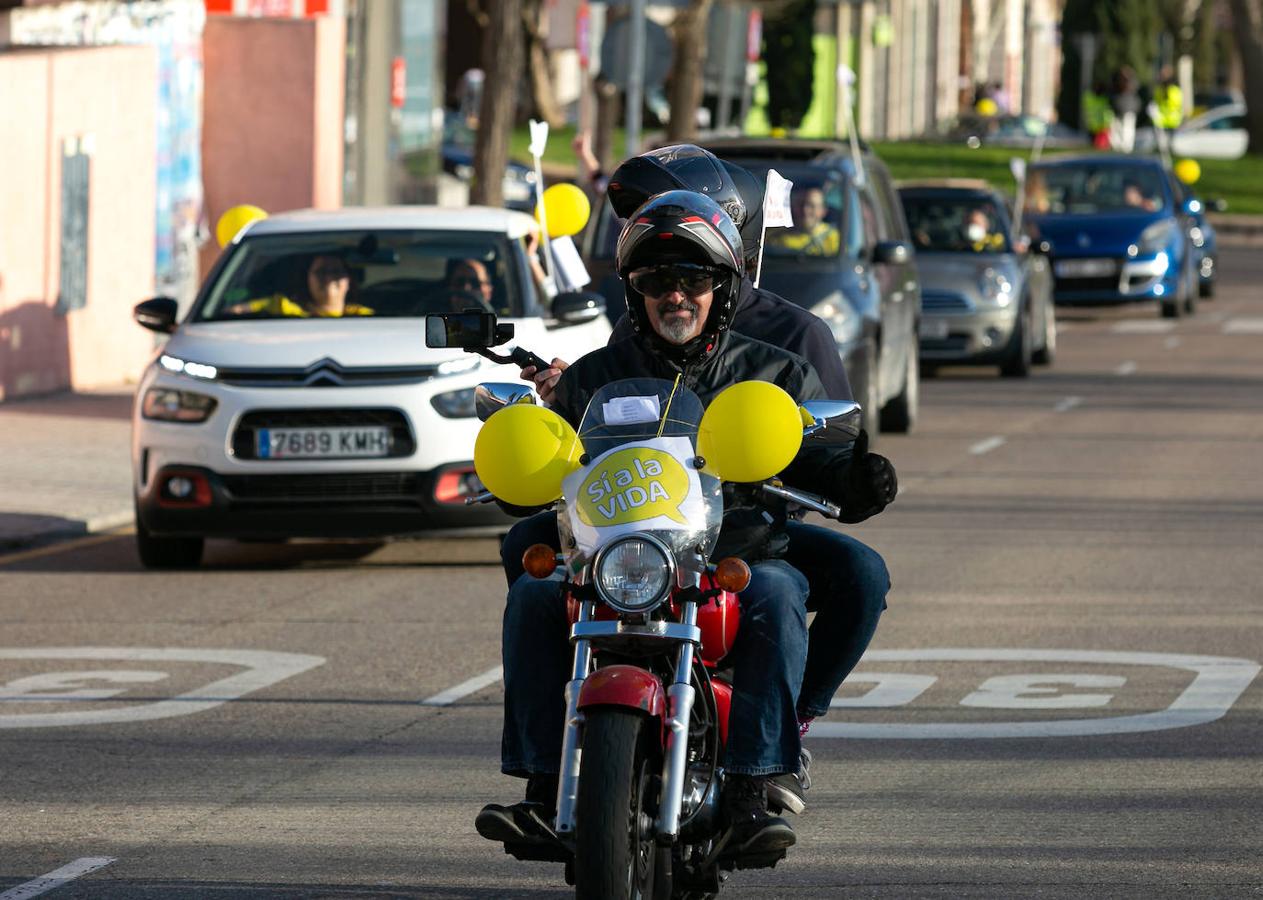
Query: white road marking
0 857 116 899
1053 396 1082 413
807 649 1260 740
0 649 325 729
830 673 937 708
421 665 504 706
1115 360 1138 376
1223 317 1263 334
1111 320 1175 334
959 673 1127 709
969 436 1006 456
1164 336 1182 349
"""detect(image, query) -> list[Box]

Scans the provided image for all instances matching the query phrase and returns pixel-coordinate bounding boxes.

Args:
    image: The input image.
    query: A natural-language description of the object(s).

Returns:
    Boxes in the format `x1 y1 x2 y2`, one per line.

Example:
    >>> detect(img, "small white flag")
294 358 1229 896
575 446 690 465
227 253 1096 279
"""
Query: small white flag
763 169 795 229
528 119 550 159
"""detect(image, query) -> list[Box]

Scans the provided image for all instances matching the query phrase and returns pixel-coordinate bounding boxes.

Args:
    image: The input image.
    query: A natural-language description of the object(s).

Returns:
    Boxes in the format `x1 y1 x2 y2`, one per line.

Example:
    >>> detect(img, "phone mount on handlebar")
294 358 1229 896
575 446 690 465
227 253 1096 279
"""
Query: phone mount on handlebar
424 309 550 371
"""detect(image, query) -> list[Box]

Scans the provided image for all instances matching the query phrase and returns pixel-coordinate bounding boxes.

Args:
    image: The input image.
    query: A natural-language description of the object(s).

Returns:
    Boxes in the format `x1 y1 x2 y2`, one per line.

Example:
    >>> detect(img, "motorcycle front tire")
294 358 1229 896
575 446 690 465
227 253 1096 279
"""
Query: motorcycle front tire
574 708 666 900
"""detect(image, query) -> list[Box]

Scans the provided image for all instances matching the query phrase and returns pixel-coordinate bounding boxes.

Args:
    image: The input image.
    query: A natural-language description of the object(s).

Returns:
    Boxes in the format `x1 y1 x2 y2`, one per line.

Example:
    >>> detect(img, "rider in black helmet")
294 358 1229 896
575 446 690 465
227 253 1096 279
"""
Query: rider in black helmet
511 150 894 816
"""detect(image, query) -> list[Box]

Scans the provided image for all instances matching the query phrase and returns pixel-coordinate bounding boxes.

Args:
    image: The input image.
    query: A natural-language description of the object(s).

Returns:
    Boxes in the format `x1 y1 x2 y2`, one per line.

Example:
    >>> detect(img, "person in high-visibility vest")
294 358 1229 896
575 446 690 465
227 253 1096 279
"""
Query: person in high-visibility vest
1082 83 1114 149
1154 68 1184 131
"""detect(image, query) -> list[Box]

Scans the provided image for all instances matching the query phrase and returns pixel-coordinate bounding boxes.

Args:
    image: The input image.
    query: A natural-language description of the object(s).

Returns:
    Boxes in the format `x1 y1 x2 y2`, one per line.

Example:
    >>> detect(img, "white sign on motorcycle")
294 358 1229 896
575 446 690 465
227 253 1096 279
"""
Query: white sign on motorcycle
562 435 706 554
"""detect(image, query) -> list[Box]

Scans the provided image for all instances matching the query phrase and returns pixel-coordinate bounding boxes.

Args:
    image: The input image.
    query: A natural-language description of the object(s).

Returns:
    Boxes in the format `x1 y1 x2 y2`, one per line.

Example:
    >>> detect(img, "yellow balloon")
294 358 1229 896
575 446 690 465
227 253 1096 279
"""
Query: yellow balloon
535 182 591 238
975 98 998 117
215 204 268 248
1174 158 1201 185
697 381 803 483
474 404 584 506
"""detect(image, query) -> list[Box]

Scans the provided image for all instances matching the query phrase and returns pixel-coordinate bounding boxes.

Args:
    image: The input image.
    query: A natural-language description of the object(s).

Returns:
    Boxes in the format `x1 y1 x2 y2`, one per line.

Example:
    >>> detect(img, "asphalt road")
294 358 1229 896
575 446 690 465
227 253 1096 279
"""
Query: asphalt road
3 250 1262 899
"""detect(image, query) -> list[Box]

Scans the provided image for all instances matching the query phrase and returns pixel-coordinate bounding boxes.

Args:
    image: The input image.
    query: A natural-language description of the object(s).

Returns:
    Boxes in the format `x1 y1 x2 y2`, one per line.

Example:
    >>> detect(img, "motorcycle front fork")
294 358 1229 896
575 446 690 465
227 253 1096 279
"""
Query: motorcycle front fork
553 600 699 843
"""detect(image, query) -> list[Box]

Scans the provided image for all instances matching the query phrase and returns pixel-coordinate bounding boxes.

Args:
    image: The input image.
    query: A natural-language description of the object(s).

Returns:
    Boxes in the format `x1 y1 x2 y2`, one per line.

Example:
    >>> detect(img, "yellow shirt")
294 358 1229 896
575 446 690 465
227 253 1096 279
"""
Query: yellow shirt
970 233 1006 253
772 222 840 257
236 294 374 317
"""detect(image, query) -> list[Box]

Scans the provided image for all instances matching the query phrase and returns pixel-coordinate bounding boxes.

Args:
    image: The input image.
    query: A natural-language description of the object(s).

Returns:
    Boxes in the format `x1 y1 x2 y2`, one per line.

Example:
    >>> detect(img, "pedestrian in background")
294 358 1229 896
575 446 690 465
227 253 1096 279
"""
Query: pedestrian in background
1110 67 1140 152
1083 81 1114 150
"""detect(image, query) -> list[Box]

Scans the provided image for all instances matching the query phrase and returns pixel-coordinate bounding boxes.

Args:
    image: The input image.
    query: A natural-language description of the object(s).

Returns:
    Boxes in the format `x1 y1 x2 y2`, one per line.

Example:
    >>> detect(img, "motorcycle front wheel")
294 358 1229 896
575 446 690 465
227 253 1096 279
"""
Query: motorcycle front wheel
574 708 667 900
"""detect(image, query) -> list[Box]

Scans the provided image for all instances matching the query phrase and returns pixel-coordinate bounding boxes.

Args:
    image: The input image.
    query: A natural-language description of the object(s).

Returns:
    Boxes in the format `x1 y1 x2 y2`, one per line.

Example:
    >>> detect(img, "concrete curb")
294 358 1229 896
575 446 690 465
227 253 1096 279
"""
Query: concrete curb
0 509 132 554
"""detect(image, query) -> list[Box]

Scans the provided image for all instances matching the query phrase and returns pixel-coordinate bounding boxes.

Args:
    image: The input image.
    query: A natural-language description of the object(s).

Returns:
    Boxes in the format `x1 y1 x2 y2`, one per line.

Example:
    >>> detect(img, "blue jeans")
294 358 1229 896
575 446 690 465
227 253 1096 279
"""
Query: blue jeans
500 560 810 777
500 512 890 720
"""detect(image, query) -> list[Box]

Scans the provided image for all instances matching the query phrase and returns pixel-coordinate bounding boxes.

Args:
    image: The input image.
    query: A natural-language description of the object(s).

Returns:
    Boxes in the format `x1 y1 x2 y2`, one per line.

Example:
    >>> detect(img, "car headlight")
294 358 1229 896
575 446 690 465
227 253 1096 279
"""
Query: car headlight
594 535 674 614
810 292 862 346
431 388 477 418
159 354 217 381
978 267 1013 307
142 388 217 423
1137 220 1176 256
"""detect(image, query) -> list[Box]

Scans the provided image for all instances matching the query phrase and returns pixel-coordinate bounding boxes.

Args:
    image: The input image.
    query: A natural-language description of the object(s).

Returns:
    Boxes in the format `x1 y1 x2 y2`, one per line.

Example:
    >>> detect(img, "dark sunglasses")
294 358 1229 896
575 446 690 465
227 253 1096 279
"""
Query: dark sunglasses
627 264 723 298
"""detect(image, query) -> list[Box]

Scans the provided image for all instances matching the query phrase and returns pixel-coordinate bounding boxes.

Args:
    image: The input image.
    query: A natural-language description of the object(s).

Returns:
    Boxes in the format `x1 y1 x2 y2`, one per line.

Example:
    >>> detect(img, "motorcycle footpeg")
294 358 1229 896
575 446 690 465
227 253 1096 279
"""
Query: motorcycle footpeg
501 838 572 864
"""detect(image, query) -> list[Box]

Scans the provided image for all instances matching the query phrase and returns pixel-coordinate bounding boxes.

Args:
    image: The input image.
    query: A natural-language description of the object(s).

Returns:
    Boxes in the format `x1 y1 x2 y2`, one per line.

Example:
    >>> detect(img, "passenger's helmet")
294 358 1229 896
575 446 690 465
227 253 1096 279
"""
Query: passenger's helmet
615 190 745 358
608 146 767 270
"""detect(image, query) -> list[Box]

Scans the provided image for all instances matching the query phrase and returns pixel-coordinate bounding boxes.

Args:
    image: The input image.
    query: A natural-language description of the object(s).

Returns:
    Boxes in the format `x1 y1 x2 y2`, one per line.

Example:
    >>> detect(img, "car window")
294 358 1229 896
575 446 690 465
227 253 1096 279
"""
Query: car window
1031 164 1169 214
901 195 1012 254
1209 114 1246 130
194 230 525 322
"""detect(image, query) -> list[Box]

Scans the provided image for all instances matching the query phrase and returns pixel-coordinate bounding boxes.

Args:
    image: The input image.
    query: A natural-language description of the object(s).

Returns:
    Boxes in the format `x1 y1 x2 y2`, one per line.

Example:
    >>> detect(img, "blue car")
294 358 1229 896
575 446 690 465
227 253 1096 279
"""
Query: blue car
1026 155 1199 318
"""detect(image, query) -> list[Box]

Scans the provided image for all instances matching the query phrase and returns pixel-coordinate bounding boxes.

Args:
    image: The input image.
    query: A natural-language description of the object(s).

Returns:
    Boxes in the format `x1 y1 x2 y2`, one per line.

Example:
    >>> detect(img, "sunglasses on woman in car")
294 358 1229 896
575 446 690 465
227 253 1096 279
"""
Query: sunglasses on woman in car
627 264 724 298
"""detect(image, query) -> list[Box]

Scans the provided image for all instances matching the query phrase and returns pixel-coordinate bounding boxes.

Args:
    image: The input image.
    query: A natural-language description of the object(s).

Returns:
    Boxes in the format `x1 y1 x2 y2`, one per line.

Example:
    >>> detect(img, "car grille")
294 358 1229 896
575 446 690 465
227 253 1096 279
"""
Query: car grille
231 408 415 460
921 291 973 314
920 336 971 353
216 359 436 388
1054 275 1119 292
222 472 425 508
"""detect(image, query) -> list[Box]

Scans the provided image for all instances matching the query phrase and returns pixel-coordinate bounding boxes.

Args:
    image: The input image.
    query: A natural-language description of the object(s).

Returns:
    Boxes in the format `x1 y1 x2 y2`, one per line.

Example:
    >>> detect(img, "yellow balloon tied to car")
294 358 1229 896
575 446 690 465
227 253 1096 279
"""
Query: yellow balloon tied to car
1174 158 1201 186
697 381 803 483
474 404 584 506
215 204 268 248
536 183 591 238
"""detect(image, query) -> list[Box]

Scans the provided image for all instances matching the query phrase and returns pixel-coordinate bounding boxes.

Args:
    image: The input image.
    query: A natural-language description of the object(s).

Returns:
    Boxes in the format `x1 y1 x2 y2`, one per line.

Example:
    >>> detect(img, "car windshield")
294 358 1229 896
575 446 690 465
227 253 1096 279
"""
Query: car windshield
1029 164 1168 215
741 163 848 259
195 230 525 321
901 195 1012 254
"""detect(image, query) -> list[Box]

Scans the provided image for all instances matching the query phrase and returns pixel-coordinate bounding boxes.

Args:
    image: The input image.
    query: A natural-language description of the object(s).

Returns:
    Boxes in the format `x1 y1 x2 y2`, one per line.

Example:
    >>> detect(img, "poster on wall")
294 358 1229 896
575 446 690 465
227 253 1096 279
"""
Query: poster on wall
11 0 207 312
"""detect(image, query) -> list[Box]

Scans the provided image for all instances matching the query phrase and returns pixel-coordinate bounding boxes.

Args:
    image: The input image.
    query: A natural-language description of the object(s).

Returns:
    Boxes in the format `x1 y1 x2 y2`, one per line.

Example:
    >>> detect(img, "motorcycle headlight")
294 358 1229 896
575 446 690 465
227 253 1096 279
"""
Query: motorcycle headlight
431 388 477 418
978 267 1013 307
810 292 862 346
142 387 217 423
1137 220 1176 256
593 535 674 614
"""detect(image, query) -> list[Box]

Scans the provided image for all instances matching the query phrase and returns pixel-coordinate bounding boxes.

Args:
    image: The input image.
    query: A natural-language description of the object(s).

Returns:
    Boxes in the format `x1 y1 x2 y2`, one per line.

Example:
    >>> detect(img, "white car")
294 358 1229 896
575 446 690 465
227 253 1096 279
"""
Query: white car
131 206 611 568
1171 103 1248 160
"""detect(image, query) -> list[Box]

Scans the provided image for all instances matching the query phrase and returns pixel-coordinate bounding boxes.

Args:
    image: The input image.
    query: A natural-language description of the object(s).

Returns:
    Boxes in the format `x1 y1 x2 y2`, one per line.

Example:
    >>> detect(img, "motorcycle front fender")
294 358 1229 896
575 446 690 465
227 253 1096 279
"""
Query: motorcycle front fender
577 665 666 719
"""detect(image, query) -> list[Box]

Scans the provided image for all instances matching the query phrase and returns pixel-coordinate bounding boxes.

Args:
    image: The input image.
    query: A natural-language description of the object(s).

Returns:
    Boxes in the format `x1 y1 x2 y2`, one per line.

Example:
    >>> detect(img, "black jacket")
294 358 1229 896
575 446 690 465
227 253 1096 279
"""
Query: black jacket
551 330 851 561
608 277 853 401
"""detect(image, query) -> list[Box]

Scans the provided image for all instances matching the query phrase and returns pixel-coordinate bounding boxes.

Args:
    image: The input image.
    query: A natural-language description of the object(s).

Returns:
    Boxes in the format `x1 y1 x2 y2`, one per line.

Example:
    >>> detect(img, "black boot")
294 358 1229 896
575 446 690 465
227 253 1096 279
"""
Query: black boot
475 773 559 844
720 774 796 854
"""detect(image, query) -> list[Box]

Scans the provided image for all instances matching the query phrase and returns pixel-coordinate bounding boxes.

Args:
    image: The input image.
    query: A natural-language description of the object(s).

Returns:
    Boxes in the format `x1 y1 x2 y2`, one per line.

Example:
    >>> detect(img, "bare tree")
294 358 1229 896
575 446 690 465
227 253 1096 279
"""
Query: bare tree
1228 0 1263 153
523 0 566 129
471 0 526 206
666 0 716 142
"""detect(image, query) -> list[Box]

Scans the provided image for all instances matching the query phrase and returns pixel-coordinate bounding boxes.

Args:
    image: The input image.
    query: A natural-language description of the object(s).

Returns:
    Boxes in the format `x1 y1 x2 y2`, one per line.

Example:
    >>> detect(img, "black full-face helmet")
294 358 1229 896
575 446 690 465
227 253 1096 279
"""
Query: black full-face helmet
608 145 746 229
615 190 745 360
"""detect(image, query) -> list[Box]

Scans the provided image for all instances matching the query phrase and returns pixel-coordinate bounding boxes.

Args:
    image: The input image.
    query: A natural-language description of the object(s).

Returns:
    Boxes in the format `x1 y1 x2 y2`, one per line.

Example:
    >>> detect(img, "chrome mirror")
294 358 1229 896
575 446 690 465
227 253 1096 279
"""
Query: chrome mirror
475 383 537 422
801 400 862 442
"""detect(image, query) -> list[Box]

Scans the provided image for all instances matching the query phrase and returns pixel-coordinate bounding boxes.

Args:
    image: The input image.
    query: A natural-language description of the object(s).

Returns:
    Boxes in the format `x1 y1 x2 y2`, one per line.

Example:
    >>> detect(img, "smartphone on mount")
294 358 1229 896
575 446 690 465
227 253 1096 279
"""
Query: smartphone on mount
425 309 550 371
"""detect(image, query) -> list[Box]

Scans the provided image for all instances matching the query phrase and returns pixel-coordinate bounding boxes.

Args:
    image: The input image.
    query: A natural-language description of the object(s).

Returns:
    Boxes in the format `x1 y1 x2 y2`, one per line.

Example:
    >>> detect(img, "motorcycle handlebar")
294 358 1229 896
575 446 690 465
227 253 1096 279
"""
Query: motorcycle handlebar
760 482 842 519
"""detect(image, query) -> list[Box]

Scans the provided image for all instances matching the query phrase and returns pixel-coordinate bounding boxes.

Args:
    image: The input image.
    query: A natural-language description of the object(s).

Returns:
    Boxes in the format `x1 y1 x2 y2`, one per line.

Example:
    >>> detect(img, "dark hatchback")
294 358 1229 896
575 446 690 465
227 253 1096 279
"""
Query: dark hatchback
582 139 921 436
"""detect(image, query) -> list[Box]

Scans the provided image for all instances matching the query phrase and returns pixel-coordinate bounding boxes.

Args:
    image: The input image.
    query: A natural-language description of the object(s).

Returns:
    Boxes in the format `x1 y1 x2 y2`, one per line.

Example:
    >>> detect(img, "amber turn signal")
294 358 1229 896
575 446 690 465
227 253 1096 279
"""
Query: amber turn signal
523 543 560 579
712 557 751 593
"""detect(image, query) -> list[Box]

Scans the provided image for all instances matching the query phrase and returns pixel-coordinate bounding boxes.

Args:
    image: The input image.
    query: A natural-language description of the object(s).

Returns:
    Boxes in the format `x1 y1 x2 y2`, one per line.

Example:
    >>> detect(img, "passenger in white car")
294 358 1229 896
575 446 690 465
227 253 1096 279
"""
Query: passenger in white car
227 254 375 318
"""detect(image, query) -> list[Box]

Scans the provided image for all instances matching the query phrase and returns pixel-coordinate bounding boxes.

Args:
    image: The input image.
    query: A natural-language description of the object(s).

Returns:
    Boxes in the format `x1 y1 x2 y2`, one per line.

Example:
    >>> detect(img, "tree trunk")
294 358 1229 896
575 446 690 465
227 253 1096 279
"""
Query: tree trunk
524 0 566 129
1228 0 1263 154
666 0 715 142
472 0 525 206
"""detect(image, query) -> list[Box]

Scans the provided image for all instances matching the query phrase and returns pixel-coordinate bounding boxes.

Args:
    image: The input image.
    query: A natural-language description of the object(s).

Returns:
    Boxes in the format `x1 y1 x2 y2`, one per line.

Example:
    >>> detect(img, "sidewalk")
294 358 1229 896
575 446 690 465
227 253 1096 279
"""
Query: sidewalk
0 387 135 550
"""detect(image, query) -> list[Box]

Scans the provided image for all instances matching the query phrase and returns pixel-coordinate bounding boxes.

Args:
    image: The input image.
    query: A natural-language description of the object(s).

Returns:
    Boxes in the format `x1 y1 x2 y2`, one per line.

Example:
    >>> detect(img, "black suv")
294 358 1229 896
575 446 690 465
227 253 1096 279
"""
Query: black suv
582 139 920 436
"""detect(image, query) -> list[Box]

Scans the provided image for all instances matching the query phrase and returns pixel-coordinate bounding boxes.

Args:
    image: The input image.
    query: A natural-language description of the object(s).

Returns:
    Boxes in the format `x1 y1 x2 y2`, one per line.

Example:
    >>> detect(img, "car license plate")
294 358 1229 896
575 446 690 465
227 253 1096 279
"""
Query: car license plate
257 426 391 459
1055 258 1117 278
919 319 950 339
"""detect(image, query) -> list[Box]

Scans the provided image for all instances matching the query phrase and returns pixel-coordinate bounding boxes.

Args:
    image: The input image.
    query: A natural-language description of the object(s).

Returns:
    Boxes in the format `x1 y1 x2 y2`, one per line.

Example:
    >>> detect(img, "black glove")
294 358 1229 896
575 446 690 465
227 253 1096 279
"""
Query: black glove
494 497 550 518
835 429 897 524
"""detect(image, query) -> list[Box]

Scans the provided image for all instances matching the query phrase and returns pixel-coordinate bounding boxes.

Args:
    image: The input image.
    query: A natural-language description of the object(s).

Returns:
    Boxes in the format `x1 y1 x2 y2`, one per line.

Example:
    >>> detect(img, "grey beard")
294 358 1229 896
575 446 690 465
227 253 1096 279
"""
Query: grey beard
656 305 702 344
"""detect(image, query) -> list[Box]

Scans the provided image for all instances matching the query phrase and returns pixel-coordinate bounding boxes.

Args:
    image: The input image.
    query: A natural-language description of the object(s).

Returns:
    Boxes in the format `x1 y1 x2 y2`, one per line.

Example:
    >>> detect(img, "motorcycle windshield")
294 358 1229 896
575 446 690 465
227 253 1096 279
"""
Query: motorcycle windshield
558 378 723 585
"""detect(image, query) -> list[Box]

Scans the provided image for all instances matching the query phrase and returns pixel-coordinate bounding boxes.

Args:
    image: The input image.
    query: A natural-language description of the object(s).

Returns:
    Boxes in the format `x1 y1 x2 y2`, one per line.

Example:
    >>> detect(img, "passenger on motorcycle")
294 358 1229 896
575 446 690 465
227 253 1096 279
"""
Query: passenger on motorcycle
478 190 898 854
505 145 893 814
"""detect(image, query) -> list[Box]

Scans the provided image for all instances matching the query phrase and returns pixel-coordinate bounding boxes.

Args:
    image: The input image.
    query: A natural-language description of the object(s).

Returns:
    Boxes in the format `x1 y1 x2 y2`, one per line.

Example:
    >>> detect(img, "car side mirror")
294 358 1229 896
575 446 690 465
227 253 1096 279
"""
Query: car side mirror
474 383 537 422
551 291 606 325
871 241 913 266
801 399 862 442
134 297 179 333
